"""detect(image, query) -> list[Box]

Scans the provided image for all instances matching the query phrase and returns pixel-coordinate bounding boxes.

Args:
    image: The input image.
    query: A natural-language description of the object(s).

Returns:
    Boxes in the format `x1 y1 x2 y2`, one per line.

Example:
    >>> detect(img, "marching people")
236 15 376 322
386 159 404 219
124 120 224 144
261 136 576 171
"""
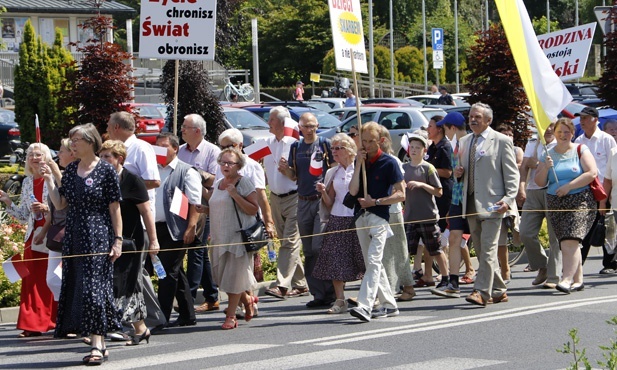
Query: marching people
0 143 57 338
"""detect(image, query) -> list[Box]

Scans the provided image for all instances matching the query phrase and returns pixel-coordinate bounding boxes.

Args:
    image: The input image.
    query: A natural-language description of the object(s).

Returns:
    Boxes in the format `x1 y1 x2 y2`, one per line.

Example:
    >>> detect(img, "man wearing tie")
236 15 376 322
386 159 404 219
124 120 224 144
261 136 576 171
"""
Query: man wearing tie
454 103 519 306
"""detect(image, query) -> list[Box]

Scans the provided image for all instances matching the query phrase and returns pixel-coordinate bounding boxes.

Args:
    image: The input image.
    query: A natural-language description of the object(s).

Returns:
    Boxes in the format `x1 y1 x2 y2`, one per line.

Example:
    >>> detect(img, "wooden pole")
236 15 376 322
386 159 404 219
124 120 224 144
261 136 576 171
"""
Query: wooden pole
350 49 367 197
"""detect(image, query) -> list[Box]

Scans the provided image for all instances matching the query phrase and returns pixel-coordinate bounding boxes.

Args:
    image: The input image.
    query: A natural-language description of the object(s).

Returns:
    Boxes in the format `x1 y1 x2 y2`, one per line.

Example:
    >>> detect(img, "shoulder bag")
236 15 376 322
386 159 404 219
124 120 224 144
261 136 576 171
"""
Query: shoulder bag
231 179 268 253
577 144 608 202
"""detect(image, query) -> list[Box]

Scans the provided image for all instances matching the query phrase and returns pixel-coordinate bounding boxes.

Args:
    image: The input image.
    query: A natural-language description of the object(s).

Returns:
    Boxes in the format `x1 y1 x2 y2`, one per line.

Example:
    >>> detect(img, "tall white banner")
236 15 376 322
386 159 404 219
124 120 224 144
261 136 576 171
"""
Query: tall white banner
537 23 596 81
328 0 368 73
139 0 217 60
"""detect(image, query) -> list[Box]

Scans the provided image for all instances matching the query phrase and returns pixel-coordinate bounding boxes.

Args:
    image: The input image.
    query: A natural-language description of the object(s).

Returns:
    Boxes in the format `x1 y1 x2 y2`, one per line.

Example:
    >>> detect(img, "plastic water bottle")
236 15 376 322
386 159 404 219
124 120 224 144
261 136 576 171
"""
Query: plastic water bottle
30 194 43 220
487 205 500 212
151 255 167 279
267 240 277 262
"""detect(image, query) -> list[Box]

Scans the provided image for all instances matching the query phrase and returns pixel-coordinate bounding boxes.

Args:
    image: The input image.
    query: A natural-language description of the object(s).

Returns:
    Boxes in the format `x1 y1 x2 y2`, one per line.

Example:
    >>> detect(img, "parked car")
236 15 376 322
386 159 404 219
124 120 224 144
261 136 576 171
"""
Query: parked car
0 108 20 158
221 106 274 147
565 83 598 100
406 94 469 107
124 103 166 144
328 107 367 121
308 98 347 110
360 98 424 107
318 107 447 161
242 105 342 132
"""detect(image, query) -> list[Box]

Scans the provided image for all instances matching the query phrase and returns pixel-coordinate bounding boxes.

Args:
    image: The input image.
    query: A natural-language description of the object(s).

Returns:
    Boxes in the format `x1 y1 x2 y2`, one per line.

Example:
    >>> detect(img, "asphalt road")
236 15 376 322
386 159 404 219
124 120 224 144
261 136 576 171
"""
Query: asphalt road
1 251 616 370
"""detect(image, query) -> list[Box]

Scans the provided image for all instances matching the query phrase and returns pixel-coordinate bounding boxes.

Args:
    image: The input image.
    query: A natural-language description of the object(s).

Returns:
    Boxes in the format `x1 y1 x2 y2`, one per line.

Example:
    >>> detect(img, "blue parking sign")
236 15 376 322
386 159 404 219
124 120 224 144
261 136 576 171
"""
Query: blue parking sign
432 28 443 50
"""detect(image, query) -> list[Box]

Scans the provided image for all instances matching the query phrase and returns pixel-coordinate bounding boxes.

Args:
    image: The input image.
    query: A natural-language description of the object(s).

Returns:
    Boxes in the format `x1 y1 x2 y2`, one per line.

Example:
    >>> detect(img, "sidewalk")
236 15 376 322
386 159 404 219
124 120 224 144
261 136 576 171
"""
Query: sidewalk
0 280 277 324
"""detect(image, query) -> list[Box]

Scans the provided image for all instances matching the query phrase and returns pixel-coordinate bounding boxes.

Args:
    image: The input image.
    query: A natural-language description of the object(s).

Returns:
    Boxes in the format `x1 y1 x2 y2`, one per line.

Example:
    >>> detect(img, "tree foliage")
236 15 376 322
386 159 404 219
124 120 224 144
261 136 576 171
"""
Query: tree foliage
160 60 225 144
597 2 617 108
62 16 135 135
14 20 74 147
465 23 530 146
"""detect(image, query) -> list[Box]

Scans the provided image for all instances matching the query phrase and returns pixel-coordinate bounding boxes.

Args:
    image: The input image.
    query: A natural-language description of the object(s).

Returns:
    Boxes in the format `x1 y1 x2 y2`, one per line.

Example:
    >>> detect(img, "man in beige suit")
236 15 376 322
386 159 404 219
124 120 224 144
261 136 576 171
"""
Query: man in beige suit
454 103 519 306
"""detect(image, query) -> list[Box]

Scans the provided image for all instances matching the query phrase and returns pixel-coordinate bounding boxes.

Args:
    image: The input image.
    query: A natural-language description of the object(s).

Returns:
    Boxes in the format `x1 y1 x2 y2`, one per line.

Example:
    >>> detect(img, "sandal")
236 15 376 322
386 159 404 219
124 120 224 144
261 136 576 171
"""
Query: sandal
413 269 423 281
83 347 108 365
413 278 436 288
327 299 348 314
222 316 238 330
18 331 42 338
460 272 475 285
244 296 259 322
82 337 92 346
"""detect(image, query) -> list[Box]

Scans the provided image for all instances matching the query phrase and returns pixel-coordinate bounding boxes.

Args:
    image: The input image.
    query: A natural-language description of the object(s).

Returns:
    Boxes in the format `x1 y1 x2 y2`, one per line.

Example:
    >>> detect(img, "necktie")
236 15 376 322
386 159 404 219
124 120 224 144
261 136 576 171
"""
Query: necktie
468 135 479 195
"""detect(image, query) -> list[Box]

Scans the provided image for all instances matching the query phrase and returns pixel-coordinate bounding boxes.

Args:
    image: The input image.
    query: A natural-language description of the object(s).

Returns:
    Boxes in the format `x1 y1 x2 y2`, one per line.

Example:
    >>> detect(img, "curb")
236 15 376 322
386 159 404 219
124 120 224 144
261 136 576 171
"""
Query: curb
0 281 277 325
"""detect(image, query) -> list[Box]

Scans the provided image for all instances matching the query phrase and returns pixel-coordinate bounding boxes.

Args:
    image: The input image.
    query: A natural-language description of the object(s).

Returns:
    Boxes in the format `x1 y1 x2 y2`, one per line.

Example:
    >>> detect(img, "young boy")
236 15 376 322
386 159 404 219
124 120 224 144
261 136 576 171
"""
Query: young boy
403 134 449 291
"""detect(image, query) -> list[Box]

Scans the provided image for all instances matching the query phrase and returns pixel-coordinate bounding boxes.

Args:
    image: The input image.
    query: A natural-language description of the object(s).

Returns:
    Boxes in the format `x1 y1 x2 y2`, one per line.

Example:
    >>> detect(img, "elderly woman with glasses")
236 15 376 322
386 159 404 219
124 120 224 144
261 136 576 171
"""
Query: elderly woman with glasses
42 123 123 365
312 133 365 314
199 147 259 330
0 143 57 338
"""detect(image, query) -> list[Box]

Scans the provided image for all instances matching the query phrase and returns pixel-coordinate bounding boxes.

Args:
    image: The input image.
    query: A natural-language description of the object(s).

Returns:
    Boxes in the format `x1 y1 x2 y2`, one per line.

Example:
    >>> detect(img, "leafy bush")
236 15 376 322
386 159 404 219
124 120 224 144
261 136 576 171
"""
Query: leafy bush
0 209 25 307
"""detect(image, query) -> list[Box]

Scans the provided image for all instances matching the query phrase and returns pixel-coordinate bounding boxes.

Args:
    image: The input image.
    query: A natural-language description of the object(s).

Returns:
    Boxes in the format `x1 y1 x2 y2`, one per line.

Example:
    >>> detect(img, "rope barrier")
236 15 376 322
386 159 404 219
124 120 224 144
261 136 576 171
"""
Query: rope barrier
2 206 607 264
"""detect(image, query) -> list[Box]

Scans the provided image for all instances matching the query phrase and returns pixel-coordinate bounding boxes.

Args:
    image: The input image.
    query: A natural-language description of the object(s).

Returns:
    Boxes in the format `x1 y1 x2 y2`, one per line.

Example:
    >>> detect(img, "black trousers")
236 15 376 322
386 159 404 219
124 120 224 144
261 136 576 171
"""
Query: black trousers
581 211 617 269
155 223 195 323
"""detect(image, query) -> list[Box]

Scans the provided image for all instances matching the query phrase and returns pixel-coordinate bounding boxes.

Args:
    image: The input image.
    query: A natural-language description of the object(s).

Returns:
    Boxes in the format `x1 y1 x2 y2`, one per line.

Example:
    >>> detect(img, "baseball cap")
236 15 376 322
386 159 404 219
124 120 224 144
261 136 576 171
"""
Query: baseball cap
436 111 466 127
296 81 304 85
439 86 448 92
406 133 428 148
574 106 598 118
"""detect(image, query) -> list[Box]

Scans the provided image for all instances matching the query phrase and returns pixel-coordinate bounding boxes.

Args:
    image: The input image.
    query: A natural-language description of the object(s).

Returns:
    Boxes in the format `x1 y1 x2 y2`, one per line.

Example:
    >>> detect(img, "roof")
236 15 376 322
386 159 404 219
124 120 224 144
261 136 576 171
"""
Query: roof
0 0 137 17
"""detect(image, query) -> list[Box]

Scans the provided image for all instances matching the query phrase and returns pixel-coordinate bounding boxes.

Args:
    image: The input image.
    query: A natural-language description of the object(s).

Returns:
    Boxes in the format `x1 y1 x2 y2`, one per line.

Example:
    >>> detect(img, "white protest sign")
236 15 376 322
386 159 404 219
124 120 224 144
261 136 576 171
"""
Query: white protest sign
139 0 217 60
537 23 596 81
328 0 368 73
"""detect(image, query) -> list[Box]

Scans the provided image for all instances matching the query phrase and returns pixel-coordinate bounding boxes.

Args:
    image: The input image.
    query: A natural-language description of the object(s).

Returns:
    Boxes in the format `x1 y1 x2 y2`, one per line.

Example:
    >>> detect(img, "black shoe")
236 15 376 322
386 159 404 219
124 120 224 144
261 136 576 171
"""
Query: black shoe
599 268 616 274
168 318 197 327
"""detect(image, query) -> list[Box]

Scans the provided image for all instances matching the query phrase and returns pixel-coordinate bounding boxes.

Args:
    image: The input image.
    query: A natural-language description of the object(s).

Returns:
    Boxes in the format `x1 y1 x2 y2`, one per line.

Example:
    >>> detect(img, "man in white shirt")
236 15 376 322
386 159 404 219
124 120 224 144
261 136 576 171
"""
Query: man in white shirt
177 114 221 312
575 107 617 273
263 106 309 300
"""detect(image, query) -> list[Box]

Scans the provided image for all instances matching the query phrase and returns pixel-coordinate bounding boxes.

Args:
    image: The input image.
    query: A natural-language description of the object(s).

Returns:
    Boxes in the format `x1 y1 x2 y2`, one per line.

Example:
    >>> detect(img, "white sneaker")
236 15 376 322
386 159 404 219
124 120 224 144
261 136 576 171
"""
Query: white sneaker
370 307 400 319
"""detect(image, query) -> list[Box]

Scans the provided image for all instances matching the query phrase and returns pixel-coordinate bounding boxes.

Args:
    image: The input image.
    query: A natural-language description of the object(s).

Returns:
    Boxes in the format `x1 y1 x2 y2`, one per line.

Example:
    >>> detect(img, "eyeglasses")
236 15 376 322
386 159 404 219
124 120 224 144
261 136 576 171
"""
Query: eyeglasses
27 152 43 158
181 125 197 131
218 161 238 167
347 132 358 138
220 143 236 149
70 137 86 144
332 146 346 151
300 125 318 130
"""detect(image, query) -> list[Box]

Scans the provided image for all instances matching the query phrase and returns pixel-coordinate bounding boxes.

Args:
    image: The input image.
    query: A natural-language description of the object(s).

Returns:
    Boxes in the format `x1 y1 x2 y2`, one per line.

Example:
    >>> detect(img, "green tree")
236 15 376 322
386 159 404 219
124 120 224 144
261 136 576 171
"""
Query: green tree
532 16 560 35
160 60 225 144
395 46 423 83
597 2 617 108
465 23 530 146
62 16 134 133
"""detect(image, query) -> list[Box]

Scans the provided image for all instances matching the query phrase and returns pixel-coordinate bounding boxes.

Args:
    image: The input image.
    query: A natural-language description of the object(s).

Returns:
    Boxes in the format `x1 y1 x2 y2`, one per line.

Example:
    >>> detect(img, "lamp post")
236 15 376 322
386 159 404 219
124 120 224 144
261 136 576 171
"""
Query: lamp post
454 0 459 93
389 0 394 97
422 0 427 92
547 0 550 33
369 0 375 98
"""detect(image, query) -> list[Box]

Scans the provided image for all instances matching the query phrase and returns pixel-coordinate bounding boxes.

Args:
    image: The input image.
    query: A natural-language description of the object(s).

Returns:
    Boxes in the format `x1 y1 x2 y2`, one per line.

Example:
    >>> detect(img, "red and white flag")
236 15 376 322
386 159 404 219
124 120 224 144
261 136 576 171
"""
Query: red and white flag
243 140 272 161
309 151 323 176
35 114 41 143
152 145 167 166
284 117 300 140
2 254 30 283
170 187 189 220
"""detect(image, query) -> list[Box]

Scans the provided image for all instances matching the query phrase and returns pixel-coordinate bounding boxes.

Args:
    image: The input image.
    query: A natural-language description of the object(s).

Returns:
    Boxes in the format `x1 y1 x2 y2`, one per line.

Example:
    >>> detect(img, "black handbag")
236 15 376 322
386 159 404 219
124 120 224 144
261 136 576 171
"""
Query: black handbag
589 215 606 248
46 223 65 252
232 193 268 253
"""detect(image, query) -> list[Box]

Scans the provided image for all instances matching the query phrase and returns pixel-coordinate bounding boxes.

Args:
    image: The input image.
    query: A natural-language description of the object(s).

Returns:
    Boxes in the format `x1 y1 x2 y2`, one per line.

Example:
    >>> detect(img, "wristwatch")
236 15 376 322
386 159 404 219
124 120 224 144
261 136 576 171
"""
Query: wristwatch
375 198 381 206
114 236 123 242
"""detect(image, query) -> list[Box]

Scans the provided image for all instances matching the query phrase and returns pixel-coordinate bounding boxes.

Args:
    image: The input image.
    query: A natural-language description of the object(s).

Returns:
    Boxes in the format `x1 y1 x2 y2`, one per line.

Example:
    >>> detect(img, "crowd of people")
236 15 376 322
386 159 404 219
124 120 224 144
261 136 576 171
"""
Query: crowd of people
0 102 611 365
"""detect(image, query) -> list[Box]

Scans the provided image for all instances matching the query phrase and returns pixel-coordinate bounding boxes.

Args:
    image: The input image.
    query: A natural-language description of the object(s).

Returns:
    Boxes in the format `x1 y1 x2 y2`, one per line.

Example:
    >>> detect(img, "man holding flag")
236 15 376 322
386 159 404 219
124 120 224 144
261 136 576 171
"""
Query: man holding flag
280 112 335 307
263 106 310 300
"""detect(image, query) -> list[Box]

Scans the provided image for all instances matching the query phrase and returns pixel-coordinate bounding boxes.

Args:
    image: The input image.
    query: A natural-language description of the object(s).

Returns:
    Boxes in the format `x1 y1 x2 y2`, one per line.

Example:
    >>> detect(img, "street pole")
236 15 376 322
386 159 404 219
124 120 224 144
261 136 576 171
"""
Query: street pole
389 0 394 97
369 0 375 98
575 0 579 26
454 0 459 93
485 0 489 31
126 19 134 102
251 18 260 103
422 0 428 92
547 0 550 33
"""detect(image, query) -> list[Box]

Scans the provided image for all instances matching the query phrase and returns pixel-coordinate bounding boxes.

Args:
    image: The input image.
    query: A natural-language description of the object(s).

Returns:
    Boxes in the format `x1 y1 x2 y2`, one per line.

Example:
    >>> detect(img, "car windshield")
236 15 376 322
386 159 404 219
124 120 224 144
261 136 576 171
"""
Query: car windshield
224 110 269 130
135 106 164 119
421 109 447 122
312 110 343 129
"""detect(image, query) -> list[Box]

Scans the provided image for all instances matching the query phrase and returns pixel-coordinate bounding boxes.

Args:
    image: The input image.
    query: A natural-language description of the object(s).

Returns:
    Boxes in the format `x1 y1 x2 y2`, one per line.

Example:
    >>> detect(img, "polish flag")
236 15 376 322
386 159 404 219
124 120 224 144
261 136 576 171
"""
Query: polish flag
309 151 323 176
243 140 272 161
2 254 30 283
35 114 41 143
284 117 299 140
152 145 167 166
170 187 189 220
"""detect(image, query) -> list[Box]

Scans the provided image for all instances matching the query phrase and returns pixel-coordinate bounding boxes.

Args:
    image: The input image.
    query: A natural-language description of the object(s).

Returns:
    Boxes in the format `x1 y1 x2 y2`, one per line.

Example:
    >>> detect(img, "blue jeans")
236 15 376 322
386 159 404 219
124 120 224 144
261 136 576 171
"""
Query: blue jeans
186 218 219 303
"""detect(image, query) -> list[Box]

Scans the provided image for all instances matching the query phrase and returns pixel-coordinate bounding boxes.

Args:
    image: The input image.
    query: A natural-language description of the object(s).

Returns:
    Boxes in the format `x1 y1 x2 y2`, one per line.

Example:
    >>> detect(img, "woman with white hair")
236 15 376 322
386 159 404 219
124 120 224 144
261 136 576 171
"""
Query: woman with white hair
0 142 57 337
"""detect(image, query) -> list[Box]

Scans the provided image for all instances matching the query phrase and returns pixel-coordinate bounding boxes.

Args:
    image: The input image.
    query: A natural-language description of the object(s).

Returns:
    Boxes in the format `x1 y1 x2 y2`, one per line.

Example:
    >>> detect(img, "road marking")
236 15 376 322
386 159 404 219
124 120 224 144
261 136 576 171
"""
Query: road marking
291 296 617 346
207 349 387 370
100 344 279 370
385 357 506 369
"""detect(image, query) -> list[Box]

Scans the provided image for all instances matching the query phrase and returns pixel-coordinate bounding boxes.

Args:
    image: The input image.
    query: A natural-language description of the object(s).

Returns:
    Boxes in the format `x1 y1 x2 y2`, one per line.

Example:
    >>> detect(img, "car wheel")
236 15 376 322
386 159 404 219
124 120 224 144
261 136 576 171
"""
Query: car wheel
2 179 21 203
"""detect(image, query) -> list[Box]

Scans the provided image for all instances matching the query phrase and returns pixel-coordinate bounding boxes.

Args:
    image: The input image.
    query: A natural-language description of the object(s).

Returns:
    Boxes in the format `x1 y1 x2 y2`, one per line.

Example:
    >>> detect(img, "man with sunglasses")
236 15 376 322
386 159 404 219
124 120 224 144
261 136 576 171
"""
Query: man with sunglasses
178 114 221 313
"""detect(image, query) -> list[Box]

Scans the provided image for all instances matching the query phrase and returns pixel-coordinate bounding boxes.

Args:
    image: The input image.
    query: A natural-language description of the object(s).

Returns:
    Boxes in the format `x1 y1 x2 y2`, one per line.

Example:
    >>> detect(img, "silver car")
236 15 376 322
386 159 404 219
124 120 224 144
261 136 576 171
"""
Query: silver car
222 106 273 148
318 107 447 161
